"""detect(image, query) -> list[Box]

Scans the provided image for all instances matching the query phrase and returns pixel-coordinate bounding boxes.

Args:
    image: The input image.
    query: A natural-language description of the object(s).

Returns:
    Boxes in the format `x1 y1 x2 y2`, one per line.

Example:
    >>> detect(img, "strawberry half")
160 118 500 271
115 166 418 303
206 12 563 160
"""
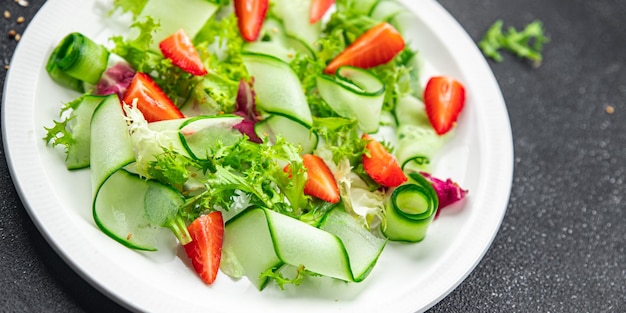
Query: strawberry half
324 22 405 75
234 0 269 42
310 0 335 24
159 29 207 76
362 134 407 188
423 76 466 135
301 154 340 203
183 211 224 285
122 72 184 122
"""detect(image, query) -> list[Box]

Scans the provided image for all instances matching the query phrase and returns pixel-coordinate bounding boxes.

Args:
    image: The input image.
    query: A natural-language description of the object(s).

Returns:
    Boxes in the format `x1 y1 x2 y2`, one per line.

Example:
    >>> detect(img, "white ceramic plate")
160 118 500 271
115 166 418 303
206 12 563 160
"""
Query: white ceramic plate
2 0 513 312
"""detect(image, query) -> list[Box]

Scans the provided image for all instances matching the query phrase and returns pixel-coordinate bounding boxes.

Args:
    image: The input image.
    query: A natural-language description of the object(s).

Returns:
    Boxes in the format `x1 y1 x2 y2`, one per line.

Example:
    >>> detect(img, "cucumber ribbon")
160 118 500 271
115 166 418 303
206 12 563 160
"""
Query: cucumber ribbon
222 207 387 290
316 66 385 134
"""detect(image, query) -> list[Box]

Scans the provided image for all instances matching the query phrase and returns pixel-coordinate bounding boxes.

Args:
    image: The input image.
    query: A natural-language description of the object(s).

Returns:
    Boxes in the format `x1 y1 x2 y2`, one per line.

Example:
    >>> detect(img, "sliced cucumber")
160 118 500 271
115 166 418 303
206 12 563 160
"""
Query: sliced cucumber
178 115 244 159
222 207 386 289
138 0 219 50
242 52 313 126
255 114 318 154
271 0 321 49
316 66 385 133
65 95 106 170
91 95 157 250
254 17 316 58
91 94 187 250
394 94 429 127
243 41 296 63
369 0 405 22
318 209 386 281
394 95 450 172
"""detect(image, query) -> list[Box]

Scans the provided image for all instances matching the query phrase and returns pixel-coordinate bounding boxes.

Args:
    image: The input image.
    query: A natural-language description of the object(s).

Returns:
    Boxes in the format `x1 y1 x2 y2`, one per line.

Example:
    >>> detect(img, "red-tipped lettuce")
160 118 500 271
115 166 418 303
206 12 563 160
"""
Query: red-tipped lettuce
232 79 262 143
95 61 136 98
420 172 468 218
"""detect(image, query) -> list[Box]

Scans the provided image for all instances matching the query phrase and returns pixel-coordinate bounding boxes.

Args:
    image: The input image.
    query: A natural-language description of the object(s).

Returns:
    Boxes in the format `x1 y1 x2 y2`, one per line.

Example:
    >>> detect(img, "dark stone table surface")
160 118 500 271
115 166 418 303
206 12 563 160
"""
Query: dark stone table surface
1 0 624 312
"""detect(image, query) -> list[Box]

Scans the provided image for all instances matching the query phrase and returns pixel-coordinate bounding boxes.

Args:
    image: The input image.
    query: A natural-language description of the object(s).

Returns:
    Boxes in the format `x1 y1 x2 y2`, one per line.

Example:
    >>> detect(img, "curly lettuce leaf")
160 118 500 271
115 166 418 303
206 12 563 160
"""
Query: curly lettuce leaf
110 17 200 104
111 0 148 18
43 95 88 152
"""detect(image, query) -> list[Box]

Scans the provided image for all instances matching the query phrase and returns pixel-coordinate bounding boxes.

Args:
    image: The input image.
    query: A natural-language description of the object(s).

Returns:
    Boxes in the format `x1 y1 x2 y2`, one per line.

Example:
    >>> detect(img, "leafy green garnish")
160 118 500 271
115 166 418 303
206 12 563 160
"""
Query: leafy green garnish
111 0 148 18
191 14 249 114
479 20 549 66
260 265 322 290
42 95 88 151
147 135 315 221
110 17 198 104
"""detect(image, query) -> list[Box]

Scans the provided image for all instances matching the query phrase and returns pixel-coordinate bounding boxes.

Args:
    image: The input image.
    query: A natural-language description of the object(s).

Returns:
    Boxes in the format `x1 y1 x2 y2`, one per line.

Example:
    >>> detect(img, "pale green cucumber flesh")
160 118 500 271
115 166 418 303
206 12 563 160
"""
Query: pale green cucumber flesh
316 67 385 133
91 94 185 250
178 115 243 160
223 207 386 289
65 95 107 170
271 0 321 48
255 114 318 154
242 52 313 126
139 0 219 50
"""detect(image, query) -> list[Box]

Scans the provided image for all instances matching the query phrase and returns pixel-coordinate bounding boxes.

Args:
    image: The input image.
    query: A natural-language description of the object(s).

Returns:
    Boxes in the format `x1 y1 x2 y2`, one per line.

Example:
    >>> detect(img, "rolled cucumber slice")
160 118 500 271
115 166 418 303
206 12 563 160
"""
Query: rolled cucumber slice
317 66 385 133
242 52 313 126
46 32 109 87
222 207 386 290
382 172 438 242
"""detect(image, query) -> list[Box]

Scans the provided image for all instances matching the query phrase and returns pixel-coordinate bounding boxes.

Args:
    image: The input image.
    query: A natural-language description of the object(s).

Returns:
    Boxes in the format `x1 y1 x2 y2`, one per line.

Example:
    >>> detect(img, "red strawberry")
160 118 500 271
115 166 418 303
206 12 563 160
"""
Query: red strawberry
234 0 269 42
324 22 405 75
122 72 184 122
310 0 335 24
301 154 340 203
361 134 407 188
159 29 207 76
423 76 465 135
183 211 224 285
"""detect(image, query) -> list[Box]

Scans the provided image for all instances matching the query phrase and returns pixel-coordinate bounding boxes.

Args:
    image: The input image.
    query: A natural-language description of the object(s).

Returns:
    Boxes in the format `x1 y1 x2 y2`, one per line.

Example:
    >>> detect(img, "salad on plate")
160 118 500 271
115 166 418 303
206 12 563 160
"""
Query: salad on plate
43 0 468 291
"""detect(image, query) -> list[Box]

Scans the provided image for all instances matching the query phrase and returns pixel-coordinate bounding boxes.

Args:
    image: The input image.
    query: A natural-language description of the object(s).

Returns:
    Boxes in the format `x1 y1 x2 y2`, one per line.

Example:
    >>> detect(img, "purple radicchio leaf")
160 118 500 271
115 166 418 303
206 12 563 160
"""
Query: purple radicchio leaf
232 79 263 143
95 62 135 98
420 172 468 219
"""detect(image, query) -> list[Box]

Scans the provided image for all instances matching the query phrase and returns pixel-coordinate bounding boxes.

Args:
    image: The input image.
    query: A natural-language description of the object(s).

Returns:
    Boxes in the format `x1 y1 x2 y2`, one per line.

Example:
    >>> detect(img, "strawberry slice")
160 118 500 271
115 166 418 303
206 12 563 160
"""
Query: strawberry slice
361 134 407 188
183 211 224 285
301 154 340 203
325 22 405 75
122 72 184 123
234 0 269 42
159 29 207 76
310 0 335 24
423 76 466 135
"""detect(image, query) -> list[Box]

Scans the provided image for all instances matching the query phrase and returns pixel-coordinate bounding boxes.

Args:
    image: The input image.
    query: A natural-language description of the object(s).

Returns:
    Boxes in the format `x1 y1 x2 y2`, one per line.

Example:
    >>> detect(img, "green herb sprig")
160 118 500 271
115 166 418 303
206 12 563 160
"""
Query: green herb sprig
479 20 549 67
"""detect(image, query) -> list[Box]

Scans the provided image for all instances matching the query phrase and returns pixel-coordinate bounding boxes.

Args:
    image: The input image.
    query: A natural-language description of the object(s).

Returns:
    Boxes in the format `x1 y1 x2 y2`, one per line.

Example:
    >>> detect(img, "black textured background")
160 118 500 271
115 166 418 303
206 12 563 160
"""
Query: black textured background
1 0 625 312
